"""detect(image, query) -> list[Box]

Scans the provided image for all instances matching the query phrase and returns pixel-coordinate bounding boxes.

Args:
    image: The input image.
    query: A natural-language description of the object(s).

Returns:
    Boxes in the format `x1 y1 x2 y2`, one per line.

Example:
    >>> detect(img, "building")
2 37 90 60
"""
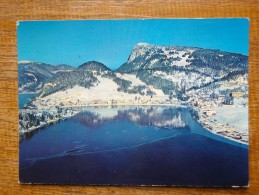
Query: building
205 110 216 117
231 92 244 98
224 96 234 105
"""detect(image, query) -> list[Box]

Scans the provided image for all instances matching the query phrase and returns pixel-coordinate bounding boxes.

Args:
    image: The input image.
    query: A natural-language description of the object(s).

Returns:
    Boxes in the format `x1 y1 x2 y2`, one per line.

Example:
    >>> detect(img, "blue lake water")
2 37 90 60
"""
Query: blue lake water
19 94 38 109
19 106 248 186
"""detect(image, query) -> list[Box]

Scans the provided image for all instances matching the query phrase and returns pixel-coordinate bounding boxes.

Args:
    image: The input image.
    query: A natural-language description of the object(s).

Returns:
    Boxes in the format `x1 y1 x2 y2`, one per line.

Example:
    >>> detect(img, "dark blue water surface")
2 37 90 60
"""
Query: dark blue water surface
19 106 248 186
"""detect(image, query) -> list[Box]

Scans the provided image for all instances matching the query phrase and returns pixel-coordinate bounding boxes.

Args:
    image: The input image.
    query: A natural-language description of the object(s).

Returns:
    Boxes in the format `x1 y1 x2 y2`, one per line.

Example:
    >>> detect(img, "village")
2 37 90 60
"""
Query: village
190 91 248 144
19 84 248 145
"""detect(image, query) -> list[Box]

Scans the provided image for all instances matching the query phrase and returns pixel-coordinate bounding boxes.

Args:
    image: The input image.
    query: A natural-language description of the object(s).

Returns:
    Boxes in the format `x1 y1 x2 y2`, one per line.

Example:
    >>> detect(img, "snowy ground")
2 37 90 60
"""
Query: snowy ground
213 105 248 132
39 70 226 109
30 73 248 145
197 97 248 144
42 77 141 102
115 73 146 86
34 76 169 109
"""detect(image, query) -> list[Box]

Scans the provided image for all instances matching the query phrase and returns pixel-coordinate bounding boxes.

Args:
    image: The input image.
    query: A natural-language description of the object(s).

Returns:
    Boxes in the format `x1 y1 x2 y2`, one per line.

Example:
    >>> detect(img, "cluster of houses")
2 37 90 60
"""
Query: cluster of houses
29 86 246 111
32 94 181 109
192 90 246 120
191 90 247 143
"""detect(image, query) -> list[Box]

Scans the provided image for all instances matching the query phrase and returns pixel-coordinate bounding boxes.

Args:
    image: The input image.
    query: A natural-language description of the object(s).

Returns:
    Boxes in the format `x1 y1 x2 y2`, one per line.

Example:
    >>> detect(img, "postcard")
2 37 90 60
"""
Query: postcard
18 18 249 187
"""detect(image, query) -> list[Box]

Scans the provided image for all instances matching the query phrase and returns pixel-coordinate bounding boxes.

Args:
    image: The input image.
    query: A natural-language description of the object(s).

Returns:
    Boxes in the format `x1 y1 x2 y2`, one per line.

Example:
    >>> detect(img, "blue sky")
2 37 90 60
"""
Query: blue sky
17 18 249 69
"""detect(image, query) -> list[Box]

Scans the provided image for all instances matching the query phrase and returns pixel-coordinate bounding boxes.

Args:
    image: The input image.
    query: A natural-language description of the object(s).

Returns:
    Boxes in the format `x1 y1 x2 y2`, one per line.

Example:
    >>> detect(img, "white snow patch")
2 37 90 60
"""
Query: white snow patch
151 88 165 96
150 58 159 65
115 73 147 86
154 71 166 77
154 70 213 90
188 49 195 53
172 51 191 66
41 76 147 104
86 107 120 118
136 43 150 46
51 70 73 74
213 103 248 132
25 73 37 82
19 60 33 64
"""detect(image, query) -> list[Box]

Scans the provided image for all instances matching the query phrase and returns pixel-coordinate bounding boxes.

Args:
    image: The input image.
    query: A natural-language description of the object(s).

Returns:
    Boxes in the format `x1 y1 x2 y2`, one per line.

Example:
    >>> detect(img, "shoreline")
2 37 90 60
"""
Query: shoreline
197 117 248 146
19 111 79 136
19 102 248 146
193 99 248 145
60 103 187 108
19 103 185 136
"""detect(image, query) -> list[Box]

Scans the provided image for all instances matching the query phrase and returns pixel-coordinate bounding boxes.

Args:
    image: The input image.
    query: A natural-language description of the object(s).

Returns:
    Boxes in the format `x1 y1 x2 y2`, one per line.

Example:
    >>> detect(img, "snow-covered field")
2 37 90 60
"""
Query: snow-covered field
115 73 146 86
30 69 248 145
42 77 140 102
128 43 195 67
34 76 169 109
213 105 248 132
197 97 248 144
34 73 170 109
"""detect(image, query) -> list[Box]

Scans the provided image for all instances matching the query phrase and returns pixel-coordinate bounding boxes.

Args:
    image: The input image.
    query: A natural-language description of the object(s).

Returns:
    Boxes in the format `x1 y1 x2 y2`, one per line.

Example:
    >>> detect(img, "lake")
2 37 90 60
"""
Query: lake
19 106 248 186
19 93 38 109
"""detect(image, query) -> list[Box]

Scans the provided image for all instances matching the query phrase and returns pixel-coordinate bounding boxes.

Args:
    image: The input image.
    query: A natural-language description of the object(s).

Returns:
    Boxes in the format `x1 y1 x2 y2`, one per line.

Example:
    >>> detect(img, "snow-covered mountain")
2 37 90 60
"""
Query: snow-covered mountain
39 61 153 99
24 43 248 102
18 61 74 93
117 43 248 96
118 43 247 73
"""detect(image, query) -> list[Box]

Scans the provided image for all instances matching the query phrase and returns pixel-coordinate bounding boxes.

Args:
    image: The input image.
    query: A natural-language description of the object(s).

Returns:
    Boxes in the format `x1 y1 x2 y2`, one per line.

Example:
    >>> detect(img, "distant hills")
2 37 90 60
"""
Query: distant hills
18 43 248 100
18 61 74 93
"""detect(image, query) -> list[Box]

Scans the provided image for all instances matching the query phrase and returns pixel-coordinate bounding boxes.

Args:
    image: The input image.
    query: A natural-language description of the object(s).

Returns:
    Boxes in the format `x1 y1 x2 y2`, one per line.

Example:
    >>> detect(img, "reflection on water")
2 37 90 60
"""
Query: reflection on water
20 106 188 141
20 106 247 149
20 106 192 169
72 106 187 129
19 106 248 186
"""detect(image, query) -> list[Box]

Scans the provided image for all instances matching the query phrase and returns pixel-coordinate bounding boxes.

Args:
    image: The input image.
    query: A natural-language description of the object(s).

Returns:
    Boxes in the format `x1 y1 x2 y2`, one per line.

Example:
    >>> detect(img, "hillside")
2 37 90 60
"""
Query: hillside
19 44 249 143
39 61 153 98
23 43 248 104
18 61 74 93
117 43 248 96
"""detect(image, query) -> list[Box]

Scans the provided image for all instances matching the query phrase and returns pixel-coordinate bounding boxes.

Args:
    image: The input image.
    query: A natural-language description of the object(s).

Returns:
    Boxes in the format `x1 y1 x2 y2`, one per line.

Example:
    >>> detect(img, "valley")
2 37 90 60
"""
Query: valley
18 43 248 144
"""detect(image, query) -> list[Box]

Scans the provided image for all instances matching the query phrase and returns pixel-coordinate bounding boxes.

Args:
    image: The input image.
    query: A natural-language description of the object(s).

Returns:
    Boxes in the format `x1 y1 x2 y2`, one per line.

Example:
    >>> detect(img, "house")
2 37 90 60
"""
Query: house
231 92 244 98
148 85 154 90
177 92 189 101
210 91 219 99
224 95 234 105
205 110 216 117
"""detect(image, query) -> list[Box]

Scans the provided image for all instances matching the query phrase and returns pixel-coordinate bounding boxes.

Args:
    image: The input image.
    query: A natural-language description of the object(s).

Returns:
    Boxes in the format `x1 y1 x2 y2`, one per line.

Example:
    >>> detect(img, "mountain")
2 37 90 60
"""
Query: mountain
40 61 151 98
117 43 248 73
40 61 106 97
18 61 74 93
32 43 248 102
78 61 111 72
117 43 248 95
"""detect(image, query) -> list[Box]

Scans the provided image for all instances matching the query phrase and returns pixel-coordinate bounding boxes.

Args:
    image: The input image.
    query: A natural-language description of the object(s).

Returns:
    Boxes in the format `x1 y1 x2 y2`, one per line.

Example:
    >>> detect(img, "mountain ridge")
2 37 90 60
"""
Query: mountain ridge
18 61 74 93
78 61 111 71
19 43 248 100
